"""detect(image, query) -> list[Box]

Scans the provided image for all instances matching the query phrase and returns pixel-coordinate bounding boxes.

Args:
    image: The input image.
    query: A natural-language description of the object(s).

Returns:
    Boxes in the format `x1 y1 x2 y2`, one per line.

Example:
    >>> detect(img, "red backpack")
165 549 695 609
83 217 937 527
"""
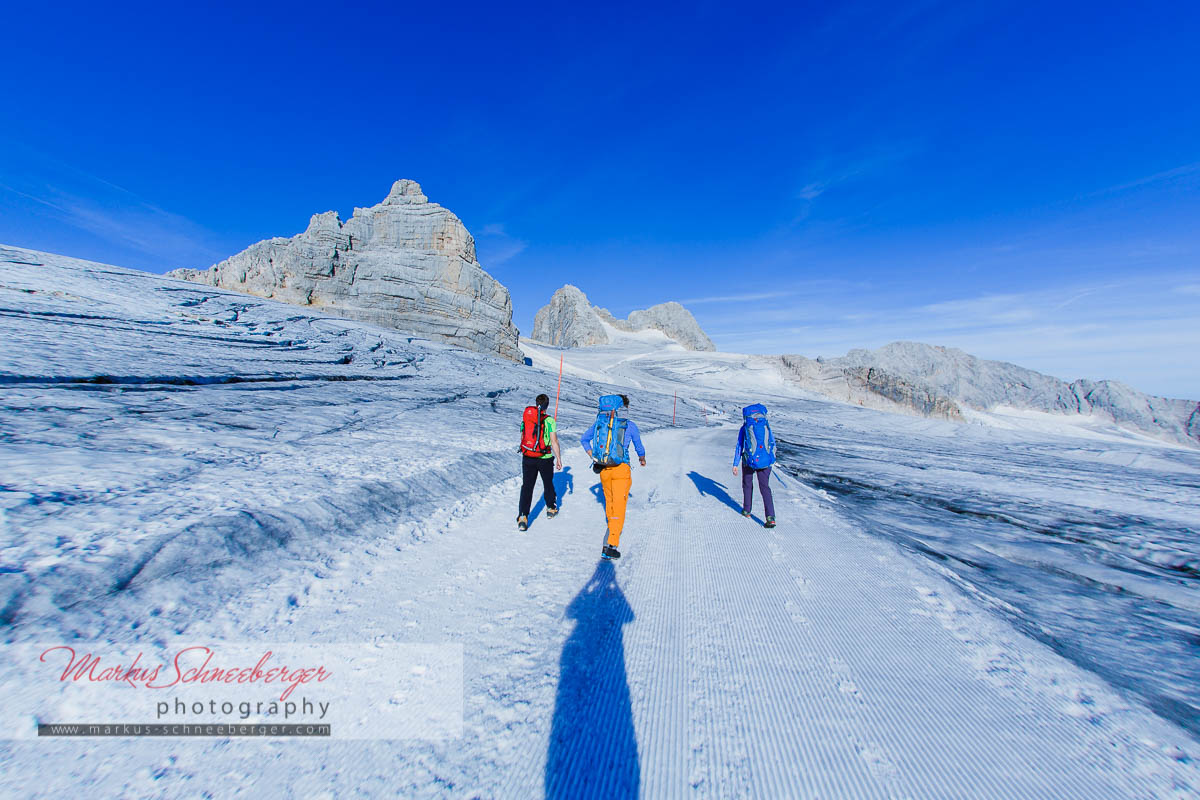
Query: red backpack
520 406 550 457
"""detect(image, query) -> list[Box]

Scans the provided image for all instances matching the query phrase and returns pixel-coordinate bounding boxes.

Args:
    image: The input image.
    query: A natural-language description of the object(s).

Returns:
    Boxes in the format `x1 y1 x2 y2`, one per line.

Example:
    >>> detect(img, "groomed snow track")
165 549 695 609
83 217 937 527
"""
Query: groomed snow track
13 428 1193 798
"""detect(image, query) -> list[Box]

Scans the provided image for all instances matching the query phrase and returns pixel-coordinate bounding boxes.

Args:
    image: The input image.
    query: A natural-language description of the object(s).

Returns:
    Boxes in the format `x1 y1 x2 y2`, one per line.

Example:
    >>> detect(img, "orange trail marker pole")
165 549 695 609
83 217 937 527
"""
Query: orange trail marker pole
554 354 563 419
672 392 677 425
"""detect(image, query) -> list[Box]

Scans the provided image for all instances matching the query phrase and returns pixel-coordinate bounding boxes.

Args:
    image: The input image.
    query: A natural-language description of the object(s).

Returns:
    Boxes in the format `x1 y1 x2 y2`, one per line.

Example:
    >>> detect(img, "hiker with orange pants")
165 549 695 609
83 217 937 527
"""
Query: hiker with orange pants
580 394 646 560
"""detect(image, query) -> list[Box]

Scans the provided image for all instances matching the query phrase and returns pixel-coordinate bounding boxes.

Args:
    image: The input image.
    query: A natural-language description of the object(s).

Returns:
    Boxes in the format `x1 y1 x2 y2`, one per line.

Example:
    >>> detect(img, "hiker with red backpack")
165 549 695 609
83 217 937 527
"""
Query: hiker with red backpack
733 403 776 528
580 394 646 560
518 393 562 531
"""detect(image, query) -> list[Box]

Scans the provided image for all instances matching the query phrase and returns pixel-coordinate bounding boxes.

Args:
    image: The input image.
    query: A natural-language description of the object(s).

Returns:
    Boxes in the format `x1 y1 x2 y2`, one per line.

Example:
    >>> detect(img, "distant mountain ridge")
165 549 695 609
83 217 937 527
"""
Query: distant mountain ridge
781 341 1199 447
168 180 521 361
531 284 715 351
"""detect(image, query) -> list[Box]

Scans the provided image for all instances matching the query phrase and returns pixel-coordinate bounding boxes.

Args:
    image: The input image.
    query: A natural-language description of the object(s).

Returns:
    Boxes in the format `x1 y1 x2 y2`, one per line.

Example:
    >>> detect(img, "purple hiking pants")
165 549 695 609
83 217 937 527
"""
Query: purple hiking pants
741 465 775 518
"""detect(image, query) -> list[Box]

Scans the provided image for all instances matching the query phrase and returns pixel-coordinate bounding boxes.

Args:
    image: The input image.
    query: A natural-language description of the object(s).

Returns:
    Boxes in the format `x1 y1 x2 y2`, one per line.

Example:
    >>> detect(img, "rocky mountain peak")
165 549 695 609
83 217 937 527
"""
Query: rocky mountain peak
530 285 714 351
168 181 520 361
383 179 428 205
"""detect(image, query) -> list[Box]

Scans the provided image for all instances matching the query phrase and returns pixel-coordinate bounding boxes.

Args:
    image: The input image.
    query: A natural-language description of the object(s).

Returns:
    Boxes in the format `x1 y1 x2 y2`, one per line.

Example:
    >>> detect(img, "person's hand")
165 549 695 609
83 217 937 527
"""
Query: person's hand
554 459 562 470
732 466 739 476
639 456 647 467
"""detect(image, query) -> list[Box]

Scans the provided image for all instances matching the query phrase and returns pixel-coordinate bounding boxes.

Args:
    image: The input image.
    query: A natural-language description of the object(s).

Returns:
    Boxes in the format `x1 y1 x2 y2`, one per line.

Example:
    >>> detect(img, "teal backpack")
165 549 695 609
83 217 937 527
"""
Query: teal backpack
591 395 629 466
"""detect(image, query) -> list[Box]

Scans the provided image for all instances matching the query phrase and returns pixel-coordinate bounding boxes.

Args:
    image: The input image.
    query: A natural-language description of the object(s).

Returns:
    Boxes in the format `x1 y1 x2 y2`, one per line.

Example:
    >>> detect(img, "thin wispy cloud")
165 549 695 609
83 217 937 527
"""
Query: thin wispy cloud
0 145 224 269
797 183 825 201
790 142 920 225
475 221 528 267
1086 161 1200 198
702 275 1200 398
678 290 796 305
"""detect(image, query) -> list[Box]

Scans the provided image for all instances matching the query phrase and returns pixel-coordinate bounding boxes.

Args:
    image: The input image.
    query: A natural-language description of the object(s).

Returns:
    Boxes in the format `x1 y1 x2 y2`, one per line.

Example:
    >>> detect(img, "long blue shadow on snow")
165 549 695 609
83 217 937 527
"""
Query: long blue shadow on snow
531 466 575 521
687 470 748 516
545 559 638 799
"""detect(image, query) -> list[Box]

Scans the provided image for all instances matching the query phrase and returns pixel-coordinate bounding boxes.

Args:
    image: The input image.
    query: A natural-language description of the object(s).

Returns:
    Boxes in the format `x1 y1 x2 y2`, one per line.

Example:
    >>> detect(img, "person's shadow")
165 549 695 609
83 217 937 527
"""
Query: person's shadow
545 560 638 799
532 466 575 521
687 470 761 522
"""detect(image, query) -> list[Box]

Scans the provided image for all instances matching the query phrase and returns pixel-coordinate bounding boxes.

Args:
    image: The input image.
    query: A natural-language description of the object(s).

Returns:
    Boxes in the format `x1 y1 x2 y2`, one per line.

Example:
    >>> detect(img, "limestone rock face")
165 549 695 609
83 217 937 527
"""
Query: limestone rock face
531 285 610 347
593 307 633 332
782 341 1198 446
530 286 714 351
168 180 521 361
626 301 715 351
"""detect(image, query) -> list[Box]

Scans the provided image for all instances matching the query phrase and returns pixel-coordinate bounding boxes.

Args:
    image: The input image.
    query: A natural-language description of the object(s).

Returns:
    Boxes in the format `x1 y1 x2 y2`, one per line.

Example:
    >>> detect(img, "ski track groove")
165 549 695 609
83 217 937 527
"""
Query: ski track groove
9 427 1197 798
612 429 1195 800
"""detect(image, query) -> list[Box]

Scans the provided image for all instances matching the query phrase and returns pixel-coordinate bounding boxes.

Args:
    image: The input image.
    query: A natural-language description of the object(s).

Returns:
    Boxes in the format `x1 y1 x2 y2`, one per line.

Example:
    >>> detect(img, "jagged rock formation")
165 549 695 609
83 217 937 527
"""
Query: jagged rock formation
168 180 521 361
782 342 1199 446
530 285 609 348
627 302 715 351
531 286 714 351
593 307 632 332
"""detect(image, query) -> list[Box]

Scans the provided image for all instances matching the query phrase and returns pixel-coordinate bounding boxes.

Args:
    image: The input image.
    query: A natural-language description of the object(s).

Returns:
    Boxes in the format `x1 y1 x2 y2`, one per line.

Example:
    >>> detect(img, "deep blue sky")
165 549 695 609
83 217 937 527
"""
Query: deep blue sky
2 1 1198 397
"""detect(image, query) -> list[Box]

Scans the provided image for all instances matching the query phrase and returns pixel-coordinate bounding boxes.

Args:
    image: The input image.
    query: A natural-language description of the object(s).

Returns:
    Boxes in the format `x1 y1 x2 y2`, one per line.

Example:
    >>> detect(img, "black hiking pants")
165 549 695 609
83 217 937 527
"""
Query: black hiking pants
519 455 557 518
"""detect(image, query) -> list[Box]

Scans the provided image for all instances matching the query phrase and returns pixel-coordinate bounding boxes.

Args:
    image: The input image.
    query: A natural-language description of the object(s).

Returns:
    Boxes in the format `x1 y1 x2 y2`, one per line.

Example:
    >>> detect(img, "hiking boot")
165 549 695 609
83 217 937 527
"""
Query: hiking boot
602 544 621 560
741 510 752 518
517 516 528 531
546 506 559 518
764 516 776 528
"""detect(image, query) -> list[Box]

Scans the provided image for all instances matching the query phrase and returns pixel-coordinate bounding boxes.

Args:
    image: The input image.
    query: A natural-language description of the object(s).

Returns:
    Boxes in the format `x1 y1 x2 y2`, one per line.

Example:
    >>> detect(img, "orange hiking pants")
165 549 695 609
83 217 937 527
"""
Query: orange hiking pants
600 462 632 547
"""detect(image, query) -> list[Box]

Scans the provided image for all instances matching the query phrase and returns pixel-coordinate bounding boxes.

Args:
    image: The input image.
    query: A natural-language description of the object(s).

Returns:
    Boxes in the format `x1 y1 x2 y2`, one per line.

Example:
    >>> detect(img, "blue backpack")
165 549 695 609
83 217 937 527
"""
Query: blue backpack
741 403 775 469
591 395 629 466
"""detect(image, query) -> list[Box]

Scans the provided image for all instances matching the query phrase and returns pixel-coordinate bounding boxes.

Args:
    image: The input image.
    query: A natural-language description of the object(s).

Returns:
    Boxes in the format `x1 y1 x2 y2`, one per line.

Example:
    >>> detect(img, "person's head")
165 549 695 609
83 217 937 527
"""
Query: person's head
535 393 549 411
620 394 629 408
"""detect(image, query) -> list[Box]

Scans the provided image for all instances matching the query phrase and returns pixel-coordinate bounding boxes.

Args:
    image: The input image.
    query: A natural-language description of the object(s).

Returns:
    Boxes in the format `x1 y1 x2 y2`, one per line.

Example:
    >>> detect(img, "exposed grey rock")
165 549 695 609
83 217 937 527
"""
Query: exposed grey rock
594 307 632 332
168 180 521 361
530 286 714 351
531 285 609 347
627 301 715 351
782 341 1198 446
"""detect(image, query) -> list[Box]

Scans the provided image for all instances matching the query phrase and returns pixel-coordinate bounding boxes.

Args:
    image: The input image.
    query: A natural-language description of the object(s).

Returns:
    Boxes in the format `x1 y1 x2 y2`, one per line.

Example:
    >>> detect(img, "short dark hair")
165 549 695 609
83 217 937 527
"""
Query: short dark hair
536 393 550 409
620 394 629 407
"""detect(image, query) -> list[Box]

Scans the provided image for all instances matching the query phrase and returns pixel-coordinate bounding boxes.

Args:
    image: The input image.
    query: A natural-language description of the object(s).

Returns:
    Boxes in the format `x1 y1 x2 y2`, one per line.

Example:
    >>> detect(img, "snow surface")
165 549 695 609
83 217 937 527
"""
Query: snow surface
2 244 1199 797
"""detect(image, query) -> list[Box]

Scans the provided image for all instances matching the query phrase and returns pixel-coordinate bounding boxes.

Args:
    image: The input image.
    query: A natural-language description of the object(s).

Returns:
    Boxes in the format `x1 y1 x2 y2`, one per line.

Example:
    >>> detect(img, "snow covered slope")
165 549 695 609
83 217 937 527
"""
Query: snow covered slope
2 245 1199 797
523 335 1200 741
0 244 665 636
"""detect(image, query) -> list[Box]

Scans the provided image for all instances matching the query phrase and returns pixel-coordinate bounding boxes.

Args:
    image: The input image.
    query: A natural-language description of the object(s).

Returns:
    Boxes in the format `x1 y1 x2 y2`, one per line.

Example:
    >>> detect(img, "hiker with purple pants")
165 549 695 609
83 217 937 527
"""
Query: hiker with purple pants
732 403 776 528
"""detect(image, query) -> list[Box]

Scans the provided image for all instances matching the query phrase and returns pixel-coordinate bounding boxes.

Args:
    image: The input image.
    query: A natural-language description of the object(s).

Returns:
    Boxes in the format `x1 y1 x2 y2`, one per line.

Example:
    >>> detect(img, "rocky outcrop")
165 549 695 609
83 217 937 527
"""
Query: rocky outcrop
530 286 714 351
531 285 609 348
782 342 1198 446
593 307 633 332
627 302 715 351
168 180 521 361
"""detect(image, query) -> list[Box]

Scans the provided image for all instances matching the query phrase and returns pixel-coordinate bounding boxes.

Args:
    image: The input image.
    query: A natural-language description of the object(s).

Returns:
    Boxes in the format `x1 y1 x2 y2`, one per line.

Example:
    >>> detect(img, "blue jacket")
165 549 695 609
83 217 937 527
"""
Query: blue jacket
734 422 775 467
581 417 646 463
